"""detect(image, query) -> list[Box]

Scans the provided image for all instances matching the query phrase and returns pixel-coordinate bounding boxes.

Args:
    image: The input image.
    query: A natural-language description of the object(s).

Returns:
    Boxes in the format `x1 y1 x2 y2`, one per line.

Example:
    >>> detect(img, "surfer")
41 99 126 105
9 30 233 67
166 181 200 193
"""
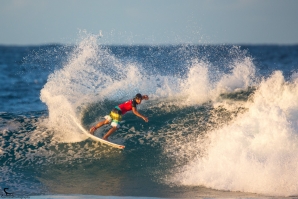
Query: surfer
89 93 149 140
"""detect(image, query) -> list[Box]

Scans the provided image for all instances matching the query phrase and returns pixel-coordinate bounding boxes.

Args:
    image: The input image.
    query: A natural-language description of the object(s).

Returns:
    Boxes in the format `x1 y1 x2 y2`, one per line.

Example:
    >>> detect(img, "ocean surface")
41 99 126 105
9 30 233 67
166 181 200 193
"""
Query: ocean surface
1 35 298 198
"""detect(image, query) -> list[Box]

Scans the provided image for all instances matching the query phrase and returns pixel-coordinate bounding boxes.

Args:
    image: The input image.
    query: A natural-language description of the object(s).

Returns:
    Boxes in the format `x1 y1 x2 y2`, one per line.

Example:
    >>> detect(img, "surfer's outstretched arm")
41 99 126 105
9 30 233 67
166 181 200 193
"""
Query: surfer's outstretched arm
132 107 148 122
142 95 149 100
132 94 149 122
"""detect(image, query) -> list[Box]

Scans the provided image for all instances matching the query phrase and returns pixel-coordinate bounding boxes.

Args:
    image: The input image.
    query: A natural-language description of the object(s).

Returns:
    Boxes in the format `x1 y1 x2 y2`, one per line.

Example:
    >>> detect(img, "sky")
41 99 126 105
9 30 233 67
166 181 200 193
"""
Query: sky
0 0 298 45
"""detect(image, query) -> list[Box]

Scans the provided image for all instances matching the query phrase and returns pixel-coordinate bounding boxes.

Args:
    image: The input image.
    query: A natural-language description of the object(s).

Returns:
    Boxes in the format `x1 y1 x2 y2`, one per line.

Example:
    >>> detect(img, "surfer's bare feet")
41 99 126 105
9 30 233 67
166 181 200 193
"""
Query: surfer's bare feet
89 126 97 135
102 137 109 141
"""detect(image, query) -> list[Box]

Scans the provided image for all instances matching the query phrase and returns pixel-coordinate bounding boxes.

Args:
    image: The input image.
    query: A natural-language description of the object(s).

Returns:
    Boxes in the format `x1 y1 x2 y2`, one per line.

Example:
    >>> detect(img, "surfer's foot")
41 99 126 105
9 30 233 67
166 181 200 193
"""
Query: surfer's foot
102 137 109 141
89 126 97 135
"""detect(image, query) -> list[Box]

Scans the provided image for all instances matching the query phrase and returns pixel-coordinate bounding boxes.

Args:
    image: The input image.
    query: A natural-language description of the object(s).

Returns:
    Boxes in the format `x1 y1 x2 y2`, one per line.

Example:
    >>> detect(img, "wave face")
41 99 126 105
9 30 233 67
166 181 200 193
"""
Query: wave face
1 35 298 197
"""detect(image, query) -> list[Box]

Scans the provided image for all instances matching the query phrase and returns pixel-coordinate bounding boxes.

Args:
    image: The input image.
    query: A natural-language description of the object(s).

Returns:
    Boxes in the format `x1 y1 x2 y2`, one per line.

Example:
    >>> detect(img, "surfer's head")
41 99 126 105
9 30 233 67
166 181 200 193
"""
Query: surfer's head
135 93 142 99
135 93 143 104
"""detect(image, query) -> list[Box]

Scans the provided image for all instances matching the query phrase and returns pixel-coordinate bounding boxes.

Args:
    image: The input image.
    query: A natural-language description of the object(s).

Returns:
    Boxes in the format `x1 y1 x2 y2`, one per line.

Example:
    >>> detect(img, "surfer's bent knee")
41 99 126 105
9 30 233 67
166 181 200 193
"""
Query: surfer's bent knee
104 119 110 124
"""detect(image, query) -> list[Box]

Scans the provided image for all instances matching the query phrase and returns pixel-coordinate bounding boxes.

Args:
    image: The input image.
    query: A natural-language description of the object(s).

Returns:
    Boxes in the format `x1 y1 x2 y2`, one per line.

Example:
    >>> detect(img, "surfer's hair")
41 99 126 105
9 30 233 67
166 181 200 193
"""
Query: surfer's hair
135 93 142 99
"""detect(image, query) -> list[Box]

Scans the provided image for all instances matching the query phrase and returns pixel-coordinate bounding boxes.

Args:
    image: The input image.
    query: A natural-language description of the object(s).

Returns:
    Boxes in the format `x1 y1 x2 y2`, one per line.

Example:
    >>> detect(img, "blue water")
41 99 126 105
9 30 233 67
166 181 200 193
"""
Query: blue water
1 35 298 198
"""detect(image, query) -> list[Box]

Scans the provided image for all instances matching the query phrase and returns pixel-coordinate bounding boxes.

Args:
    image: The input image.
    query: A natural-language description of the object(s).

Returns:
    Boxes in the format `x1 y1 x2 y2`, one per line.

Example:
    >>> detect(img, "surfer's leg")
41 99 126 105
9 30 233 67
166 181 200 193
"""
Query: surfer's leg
102 126 118 140
90 119 110 135
100 109 121 139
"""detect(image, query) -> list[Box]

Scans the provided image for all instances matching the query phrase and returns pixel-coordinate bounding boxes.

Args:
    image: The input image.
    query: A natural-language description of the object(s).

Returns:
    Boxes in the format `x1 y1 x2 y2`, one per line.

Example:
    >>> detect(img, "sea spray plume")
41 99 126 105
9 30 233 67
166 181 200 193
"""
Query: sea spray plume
170 71 298 196
215 57 255 93
180 59 211 104
40 33 119 142
180 56 256 105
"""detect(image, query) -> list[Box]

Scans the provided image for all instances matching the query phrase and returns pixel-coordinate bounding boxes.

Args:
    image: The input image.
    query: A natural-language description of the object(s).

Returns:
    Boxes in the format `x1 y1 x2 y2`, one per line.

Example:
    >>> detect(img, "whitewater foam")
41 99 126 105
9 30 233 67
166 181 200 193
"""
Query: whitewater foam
171 71 298 196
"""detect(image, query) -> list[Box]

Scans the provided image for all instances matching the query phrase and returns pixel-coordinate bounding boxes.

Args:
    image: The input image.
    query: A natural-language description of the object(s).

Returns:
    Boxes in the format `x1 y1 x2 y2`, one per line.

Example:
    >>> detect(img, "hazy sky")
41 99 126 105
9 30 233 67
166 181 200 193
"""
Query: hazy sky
1 0 298 45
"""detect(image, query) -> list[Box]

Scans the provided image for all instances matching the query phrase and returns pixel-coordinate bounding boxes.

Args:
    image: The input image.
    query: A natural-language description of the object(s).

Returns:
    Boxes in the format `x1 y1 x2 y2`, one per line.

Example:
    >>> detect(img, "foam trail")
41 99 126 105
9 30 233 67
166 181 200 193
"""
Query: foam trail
40 34 102 142
172 71 298 196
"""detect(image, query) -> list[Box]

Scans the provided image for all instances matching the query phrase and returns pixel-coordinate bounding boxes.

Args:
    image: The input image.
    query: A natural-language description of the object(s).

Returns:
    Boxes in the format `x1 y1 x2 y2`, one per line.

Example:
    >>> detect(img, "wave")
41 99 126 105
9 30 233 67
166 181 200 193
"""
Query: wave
39 33 256 143
5 33 297 196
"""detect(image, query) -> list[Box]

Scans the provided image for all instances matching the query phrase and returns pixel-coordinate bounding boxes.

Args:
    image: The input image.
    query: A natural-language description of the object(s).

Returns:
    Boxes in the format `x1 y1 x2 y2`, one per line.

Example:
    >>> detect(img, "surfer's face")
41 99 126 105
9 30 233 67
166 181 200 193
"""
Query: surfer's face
136 98 142 104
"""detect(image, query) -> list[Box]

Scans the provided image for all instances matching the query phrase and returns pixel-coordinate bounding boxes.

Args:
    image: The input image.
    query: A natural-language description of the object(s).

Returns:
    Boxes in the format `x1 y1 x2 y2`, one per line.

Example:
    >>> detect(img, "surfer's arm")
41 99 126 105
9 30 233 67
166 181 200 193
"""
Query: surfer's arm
142 95 149 100
132 107 148 122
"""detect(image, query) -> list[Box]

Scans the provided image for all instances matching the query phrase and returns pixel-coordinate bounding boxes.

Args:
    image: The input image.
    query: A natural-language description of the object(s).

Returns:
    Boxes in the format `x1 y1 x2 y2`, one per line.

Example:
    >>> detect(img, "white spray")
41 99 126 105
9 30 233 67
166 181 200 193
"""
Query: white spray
172 71 298 196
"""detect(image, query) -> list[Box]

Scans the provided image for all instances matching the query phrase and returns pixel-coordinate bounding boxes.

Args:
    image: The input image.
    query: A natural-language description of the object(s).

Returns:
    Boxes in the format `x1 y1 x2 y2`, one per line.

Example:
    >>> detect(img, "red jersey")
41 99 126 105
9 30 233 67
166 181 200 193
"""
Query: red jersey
116 99 138 115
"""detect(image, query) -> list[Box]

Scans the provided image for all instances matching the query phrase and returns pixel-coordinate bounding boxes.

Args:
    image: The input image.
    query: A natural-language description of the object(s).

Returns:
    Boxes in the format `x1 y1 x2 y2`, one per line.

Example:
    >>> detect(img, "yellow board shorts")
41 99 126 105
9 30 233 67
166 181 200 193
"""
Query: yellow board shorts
105 108 122 128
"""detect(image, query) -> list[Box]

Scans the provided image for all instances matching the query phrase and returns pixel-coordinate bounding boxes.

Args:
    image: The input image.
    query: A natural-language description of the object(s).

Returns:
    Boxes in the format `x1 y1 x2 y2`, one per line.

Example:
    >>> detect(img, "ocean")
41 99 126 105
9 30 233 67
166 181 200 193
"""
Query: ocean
1 34 298 198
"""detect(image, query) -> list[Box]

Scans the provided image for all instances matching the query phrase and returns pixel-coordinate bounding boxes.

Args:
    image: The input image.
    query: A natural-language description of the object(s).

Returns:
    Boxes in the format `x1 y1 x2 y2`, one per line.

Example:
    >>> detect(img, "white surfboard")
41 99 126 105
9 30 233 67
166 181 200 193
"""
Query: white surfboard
70 115 125 149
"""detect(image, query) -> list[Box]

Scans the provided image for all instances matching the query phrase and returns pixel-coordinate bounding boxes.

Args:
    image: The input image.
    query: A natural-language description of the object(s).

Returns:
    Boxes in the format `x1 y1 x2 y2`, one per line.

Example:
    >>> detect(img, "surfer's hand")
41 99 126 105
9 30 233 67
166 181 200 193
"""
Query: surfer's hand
143 116 148 122
142 95 149 100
